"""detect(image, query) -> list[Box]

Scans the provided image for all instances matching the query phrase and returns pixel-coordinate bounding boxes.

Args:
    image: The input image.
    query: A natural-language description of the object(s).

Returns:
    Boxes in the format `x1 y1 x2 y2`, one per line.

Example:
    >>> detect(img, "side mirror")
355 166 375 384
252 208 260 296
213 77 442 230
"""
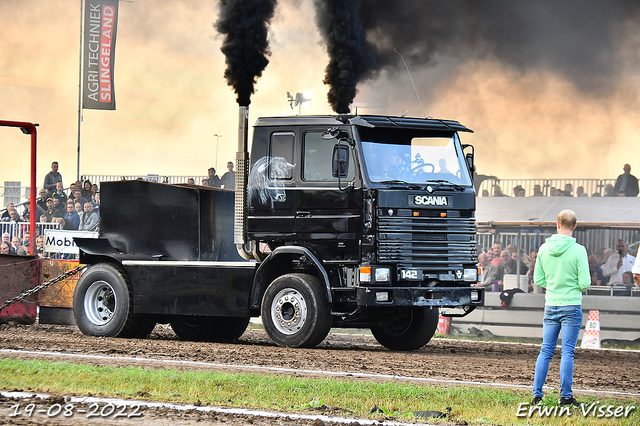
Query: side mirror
332 143 349 178
465 152 475 174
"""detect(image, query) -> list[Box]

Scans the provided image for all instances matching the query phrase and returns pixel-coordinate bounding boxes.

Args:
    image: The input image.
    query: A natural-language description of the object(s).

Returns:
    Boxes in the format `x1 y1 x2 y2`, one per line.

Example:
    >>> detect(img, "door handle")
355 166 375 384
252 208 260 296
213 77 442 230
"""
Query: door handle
296 211 310 217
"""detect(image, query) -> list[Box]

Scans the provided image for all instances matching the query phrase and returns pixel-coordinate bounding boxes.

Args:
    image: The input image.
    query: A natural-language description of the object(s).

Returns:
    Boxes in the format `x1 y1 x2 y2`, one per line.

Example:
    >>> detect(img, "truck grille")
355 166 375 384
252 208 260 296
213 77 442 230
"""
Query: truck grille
377 211 476 269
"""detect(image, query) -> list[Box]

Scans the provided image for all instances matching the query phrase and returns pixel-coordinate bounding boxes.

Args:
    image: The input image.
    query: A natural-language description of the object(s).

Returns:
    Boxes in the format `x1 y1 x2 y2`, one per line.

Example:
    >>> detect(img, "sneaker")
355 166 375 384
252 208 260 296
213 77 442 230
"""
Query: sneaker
531 396 543 405
560 397 580 407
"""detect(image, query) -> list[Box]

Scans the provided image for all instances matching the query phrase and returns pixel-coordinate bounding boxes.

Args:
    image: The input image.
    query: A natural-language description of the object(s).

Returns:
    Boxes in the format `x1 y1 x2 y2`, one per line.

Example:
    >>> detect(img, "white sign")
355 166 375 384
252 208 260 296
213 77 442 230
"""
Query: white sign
44 230 99 255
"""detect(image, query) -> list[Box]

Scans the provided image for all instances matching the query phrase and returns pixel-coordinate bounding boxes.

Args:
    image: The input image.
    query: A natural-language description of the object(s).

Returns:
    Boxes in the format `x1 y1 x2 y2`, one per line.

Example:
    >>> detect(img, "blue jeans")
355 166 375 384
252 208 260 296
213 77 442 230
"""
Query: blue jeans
533 305 583 398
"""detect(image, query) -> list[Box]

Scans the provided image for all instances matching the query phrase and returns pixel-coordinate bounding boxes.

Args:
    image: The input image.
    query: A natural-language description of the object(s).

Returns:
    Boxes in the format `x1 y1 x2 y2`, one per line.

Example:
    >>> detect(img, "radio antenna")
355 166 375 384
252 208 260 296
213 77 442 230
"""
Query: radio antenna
394 47 426 118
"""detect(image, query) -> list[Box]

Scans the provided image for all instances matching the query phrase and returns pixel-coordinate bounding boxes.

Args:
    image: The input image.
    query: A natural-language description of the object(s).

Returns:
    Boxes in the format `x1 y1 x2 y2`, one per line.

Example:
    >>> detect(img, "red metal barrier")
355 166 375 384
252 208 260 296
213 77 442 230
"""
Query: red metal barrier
0 255 41 324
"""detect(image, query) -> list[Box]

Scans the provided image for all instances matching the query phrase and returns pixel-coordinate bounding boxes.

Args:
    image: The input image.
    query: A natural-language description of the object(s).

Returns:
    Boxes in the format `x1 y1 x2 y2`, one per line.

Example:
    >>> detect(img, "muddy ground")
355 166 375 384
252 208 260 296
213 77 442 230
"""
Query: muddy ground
1 324 639 425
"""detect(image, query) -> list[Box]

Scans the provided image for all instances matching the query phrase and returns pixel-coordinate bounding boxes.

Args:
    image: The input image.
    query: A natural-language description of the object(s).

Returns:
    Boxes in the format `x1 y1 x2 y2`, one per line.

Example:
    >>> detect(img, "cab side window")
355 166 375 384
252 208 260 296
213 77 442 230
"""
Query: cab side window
269 132 295 180
303 132 355 181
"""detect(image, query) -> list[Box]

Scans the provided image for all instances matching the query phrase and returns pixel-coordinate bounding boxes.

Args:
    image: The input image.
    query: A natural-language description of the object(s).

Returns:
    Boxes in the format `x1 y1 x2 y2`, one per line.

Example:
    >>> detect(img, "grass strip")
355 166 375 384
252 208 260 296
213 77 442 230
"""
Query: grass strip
0 357 637 425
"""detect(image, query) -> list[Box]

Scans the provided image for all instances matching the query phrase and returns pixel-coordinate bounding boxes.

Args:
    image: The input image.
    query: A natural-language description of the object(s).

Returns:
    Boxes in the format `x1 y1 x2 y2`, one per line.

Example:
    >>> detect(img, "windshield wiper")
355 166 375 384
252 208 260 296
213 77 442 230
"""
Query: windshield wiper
424 180 466 191
379 180 422 189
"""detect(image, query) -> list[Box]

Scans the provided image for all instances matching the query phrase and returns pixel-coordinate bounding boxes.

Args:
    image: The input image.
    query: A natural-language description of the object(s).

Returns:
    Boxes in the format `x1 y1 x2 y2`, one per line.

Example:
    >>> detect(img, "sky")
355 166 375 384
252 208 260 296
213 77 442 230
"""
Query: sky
2 0 640 191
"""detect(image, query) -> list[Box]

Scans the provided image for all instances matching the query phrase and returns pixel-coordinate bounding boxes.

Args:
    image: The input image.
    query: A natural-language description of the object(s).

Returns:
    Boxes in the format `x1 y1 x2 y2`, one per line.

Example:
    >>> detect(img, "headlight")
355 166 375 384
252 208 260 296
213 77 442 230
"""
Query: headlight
375 267 391 282
463 268 478 282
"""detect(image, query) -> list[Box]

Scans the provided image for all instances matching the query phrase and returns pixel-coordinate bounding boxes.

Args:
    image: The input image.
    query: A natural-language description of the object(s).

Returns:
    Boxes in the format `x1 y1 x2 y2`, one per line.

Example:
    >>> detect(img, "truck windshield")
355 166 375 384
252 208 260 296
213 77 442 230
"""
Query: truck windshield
361 133 472 186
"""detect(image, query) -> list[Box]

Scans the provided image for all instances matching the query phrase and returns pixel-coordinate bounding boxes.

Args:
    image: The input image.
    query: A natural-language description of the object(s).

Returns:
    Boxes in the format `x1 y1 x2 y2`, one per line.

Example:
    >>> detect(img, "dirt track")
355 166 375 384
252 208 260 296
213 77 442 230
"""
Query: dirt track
1 323 639 424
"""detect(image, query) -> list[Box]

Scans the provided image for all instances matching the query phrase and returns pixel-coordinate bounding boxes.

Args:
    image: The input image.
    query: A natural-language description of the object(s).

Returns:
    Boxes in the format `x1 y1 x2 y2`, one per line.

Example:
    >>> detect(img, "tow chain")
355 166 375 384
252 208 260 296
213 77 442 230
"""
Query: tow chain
0 264 86 312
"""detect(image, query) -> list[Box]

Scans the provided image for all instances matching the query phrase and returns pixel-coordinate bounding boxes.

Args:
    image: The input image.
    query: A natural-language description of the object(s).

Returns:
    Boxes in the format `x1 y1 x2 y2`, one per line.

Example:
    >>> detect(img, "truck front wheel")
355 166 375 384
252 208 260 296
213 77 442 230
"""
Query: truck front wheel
261 273 332 348
73 263 151 338
370 307 439 351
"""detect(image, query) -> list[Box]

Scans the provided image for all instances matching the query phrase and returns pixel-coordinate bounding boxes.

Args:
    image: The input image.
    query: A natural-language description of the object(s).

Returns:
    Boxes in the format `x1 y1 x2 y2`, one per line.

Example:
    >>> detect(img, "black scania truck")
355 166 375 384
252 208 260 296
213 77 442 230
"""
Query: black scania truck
74 109 483 350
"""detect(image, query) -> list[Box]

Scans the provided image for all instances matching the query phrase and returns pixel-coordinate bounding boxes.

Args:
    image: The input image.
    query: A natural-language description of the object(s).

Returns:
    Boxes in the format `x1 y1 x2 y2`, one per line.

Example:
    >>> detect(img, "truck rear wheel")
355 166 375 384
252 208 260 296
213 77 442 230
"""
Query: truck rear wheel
370 307 439 351
261 273 331 348
170 316 250 342
73 263 147 338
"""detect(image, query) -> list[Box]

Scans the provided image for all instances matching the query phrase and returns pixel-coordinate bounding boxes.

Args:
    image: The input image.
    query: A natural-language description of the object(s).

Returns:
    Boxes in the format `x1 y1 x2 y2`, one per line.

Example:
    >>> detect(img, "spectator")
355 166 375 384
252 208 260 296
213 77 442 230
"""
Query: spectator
490 242 504 266
16 231 30 255
221 161 236 190
502 250 529 275
52 195 64 213
595 249 609 286
602 239 636 285
187 178 195 185
1 233 15 254
206 167 221 188
43 198 63 222
39 214 48 223
576 186 587 197
79 202 99 231
614 164 639 197
1 203 14 220
513 185 525 197
604 183 616 197
477 252 490 284
475 253 504 292
90 184 99 202
622 271 635 288
20 194 44 221
68 182 77 197
72 190 88 208
563 183 573 197
35 235 44 258
201 178 209 186
52 182 67 205
0 241 11 255
94 193 101 216
43 161 63 197
63 202 80 230
532 184 544 196
74 202 83 216
11 236 21 253
81 180 93 200
37 188 49 211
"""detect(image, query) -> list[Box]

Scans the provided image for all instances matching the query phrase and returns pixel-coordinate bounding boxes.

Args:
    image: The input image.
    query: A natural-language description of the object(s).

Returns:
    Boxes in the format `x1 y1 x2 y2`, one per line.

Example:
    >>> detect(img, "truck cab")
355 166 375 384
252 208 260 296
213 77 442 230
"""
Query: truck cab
245 115 482 349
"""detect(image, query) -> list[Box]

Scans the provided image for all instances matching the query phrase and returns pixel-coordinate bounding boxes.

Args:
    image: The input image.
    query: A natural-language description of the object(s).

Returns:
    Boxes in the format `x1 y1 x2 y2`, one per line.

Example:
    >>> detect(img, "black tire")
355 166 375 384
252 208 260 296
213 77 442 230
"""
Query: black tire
170 316 250 342
73 263 141 338
261 273 332 348
371 307 439 351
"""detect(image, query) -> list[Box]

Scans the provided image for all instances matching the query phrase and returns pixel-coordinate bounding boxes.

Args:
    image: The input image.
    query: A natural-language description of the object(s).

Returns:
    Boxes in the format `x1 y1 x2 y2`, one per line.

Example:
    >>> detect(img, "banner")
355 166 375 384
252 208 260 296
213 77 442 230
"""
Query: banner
82 0 119 110
44 230 99 255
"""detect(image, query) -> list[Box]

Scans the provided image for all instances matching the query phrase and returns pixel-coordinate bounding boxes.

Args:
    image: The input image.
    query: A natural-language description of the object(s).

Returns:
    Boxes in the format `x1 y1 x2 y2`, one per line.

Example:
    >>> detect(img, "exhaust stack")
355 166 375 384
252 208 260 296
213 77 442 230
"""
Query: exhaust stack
235 106 252 260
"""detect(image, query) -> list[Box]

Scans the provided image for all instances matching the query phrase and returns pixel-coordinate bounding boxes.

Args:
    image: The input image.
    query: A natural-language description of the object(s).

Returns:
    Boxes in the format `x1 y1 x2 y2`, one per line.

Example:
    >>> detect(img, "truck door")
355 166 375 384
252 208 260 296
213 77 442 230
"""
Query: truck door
296 130 361 243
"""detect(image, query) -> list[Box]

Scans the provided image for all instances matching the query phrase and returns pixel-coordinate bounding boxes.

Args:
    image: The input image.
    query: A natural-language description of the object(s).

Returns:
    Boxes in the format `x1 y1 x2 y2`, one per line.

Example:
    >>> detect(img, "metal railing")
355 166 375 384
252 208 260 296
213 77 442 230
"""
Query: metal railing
478 230 640 257
1 221 61 239
478 178 618 197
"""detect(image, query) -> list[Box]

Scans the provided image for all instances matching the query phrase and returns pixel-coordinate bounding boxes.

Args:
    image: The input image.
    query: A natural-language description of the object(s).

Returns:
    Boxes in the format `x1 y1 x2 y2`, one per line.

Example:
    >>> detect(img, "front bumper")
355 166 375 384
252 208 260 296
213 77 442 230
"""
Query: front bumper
357 286 484 308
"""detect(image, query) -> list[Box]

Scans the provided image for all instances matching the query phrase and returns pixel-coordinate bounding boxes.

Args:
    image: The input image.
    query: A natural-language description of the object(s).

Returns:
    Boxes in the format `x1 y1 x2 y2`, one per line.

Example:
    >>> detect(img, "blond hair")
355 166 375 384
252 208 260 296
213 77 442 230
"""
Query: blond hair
557 209 577 230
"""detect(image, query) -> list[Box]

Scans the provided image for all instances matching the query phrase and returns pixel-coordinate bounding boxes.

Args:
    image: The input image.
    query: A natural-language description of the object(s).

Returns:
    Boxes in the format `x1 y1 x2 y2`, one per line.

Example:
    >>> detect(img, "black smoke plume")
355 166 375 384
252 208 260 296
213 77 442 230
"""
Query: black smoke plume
215 0 277 106
313 0 376 113
361 0 640 94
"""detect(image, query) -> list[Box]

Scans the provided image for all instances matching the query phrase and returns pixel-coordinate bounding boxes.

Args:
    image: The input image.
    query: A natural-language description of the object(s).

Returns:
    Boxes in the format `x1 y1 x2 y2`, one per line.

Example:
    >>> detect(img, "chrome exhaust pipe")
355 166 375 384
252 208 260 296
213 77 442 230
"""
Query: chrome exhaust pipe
235 106 253 260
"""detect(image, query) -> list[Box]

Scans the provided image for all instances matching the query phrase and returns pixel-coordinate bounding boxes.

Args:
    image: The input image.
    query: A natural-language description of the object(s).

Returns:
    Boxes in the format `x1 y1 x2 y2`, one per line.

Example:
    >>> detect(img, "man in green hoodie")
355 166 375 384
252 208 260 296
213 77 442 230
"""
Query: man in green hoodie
531 210 591 407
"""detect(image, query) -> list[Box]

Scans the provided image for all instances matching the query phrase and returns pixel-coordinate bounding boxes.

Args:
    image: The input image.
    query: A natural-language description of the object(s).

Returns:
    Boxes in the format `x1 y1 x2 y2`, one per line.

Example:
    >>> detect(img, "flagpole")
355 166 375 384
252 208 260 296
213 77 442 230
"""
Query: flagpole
76 0 84 182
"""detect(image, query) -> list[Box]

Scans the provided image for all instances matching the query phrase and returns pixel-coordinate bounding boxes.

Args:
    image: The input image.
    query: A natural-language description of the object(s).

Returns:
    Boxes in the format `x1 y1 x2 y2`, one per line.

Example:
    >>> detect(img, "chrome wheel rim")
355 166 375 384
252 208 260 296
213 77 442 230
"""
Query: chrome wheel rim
270 288 307 335
84 280 116 326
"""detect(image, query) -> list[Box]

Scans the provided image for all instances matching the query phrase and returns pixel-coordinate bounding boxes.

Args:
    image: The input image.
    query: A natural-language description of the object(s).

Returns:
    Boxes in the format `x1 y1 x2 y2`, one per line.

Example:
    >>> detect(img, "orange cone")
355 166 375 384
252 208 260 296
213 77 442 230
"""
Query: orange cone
580 310 601 349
